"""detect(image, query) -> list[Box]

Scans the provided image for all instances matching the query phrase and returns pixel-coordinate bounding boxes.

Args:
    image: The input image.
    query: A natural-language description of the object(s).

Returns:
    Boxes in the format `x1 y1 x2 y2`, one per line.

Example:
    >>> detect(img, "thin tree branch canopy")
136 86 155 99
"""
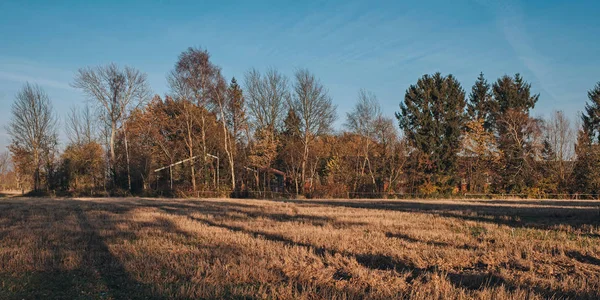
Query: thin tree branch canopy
243 67 290 133
291 68 337 139
66 104 97 146
6 83 59 191
7 83 58 154
72 63 151 126
167 47 222 112
0 151 10 175
345 89 381 138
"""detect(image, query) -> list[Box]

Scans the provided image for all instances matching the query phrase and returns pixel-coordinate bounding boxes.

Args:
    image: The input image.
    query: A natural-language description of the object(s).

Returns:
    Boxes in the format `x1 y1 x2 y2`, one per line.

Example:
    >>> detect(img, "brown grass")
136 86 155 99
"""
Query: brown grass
0 197 599 299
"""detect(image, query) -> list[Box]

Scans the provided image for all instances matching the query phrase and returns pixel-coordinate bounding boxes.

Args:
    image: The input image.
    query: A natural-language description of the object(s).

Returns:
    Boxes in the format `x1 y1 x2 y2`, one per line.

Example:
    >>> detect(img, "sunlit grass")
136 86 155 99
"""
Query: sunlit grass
0 197 599 299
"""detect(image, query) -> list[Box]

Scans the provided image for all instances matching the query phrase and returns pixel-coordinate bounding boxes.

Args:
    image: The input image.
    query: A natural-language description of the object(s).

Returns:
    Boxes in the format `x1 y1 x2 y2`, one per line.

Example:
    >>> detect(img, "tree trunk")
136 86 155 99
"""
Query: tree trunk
187 111 197 192
201 113 207 186
124 123 132 192
190 150 196 191
295 177 299 195
33 147 40 192
218 102 236 191
110 121 117 186
301 135 309 194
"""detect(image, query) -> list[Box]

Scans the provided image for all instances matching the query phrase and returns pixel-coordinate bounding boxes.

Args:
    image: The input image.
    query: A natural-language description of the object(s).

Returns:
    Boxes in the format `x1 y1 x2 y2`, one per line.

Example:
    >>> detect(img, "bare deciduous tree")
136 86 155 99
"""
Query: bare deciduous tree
244 68 290 133
211 70 238 190
0 151 10 176
168 47 223 191
373 117 406 194
66 104 96 146
497 109 544 190
6 83 58 192
290 69 337 192
345 89 381 191
244 68 290 173
346 89 381 137
72 64 151 189
545 110 575 185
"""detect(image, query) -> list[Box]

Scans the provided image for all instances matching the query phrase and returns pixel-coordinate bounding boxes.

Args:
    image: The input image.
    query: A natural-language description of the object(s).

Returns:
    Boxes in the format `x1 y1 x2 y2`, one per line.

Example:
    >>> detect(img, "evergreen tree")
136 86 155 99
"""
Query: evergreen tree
396 73 466 194
491 74 541 193
582 82 600 143
462 73 498 193
574 82 600 194
226 77 248 146
277 109 303 193
467 72 495 131
536 138 558 194
492 74 538 116
225 77 248 190
541 138 556 161
282 108 301 138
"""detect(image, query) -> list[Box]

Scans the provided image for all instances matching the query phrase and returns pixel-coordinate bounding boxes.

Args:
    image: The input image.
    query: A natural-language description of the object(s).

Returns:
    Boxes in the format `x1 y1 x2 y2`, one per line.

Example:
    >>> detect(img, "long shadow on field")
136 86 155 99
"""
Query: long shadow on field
566 250 600 267
385 232 479 251
146 203 590 299
147 204 413 273
130 200 366 298
147 198 600 299
0 199 163 300
3 198 597 299
73 203 161 300
137 198 366 228
470 199 600 208
279 199 600 235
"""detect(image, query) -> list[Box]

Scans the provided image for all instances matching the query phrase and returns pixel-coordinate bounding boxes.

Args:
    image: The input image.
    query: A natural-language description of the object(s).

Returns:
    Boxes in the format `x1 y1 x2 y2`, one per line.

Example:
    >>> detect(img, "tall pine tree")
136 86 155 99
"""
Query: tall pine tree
491 74 541 193
574 82 600 194
467 72 495 131
277 108 303 194
582 82 600 143
396 73 466 194
462 72 498 193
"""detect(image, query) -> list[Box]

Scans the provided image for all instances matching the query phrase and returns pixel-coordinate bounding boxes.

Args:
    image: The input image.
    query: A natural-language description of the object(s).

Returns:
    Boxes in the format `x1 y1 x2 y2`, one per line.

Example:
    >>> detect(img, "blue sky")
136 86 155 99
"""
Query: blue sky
1 0 599 150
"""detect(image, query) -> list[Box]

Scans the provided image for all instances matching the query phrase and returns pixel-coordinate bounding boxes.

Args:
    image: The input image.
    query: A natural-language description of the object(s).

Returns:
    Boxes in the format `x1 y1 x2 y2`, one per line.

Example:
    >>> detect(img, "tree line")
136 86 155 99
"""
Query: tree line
3 46 600 198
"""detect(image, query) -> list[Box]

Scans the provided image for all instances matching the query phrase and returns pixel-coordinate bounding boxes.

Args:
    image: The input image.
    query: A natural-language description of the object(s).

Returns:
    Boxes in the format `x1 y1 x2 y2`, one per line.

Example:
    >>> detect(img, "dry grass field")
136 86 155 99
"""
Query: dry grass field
1 194 599 299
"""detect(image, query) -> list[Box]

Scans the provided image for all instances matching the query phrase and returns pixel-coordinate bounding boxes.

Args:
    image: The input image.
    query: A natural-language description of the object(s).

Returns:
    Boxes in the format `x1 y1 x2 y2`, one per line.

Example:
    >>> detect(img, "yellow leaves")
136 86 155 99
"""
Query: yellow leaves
462 118 500 162
248 128 279 168
325 155 341 177
418 182 439 195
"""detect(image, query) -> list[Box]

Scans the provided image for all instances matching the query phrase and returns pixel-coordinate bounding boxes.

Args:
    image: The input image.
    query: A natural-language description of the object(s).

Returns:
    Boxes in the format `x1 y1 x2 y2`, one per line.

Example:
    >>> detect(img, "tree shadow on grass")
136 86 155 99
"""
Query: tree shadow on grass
131 205 360 299
385 232 479 250
0 199 163 300
469 199 600 208
153 206 510 295
148 200 600 300
4 197 598 299
73 204 162 299
137 198 366 228
279 199 600 235
566 250 600 267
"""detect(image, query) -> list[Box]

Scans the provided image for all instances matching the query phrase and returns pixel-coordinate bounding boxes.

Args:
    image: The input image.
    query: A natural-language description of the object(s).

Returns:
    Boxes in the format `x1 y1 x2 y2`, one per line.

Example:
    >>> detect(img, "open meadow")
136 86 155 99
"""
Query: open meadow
1 195 599 299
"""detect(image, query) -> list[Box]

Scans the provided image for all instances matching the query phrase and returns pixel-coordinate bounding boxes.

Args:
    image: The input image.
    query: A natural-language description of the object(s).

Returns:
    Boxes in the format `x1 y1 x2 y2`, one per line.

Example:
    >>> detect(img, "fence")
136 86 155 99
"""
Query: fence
462 193 600 200
163 190 600 200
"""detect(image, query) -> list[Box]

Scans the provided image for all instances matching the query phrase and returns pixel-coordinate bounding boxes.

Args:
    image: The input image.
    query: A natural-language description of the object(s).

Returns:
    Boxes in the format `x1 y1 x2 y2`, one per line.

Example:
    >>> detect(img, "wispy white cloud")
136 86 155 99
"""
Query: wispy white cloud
0 57 73 91
481 0 559 102
281 5 444 74
0 71 72 90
